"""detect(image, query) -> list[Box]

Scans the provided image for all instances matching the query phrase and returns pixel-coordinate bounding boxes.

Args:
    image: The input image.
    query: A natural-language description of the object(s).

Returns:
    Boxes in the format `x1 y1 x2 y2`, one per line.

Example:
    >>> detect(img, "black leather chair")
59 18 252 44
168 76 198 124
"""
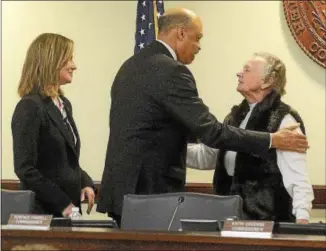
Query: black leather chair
1 189 35 225
121 192 243 231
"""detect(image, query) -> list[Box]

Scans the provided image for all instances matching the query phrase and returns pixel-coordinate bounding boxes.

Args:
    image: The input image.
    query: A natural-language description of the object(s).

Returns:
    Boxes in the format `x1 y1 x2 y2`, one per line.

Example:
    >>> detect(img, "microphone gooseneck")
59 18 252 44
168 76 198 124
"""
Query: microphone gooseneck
167 196 185 231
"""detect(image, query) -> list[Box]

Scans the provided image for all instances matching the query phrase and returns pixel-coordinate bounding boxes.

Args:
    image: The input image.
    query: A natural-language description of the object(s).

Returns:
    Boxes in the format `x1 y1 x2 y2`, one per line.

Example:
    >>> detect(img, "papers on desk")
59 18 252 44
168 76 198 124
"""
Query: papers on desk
221 220 274 238
6 214 52 230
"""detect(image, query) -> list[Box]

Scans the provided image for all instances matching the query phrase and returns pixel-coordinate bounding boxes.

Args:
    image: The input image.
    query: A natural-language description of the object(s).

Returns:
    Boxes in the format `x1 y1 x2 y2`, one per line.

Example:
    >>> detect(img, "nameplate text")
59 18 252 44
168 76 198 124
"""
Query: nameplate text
221 220 274 238
6 214 52 230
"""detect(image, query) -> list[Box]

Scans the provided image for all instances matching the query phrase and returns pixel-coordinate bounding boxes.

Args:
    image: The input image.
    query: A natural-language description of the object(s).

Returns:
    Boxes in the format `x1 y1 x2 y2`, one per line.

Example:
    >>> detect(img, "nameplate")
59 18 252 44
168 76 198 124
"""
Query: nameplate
221 220 274 238
6 214 52 230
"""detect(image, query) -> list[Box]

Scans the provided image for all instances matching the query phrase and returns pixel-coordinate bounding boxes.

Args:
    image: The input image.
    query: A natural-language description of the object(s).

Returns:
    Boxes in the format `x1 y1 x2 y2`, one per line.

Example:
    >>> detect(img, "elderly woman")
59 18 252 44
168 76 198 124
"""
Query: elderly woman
187 52 314 224
12 33 96 217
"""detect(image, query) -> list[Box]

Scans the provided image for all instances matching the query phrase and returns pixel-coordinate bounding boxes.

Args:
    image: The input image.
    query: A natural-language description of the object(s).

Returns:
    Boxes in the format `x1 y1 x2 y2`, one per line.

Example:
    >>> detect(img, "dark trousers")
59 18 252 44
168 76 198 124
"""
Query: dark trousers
109 212 121 227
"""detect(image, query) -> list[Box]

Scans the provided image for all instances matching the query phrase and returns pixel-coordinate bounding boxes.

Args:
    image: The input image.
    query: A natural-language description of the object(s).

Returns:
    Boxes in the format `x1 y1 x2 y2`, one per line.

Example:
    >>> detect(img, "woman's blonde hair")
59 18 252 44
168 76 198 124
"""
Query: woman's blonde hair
254 52 287 96
18 33 74 97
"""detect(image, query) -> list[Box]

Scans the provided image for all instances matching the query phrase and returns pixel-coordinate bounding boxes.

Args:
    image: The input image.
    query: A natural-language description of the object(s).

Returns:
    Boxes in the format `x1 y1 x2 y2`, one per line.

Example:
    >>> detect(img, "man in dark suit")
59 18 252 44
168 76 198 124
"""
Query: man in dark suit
97 8 308 225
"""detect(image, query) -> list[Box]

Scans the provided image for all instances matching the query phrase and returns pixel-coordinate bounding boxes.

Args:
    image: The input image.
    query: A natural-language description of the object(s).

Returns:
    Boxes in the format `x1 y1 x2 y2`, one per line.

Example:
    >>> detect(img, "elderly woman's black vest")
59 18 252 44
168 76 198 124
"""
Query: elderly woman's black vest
213 91 305 222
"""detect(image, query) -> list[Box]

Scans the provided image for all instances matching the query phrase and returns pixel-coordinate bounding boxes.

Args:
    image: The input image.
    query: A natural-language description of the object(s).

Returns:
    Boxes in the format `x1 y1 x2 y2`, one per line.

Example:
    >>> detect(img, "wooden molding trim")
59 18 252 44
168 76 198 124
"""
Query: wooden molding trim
184 183 326 210
3 227 326 250
1 179 325 209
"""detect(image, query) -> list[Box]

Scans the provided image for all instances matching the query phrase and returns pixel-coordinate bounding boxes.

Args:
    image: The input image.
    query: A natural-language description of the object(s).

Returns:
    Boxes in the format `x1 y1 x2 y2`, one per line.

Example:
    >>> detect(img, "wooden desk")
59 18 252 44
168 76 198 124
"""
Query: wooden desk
2 226 326 251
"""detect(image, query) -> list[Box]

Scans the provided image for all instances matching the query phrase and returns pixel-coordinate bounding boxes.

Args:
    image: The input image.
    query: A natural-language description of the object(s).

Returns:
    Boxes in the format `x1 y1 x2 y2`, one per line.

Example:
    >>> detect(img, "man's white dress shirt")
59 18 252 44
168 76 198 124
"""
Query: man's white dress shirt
156 39 177 60
187 103 314 220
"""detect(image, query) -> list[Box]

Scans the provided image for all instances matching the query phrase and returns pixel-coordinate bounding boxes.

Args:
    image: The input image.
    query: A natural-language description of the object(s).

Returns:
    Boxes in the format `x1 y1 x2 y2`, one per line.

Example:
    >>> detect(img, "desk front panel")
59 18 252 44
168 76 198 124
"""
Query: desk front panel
2 227 326 251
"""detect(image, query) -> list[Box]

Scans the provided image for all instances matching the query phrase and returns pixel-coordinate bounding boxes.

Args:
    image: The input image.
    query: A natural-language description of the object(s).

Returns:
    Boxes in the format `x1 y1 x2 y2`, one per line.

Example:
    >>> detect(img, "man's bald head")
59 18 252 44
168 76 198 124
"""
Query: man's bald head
158 8 198 34
157 8 202 65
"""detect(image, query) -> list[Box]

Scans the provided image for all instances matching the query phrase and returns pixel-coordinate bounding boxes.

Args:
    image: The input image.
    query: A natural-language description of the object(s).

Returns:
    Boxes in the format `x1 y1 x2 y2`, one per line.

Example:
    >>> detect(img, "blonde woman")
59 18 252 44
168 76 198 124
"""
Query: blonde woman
11 33 95 217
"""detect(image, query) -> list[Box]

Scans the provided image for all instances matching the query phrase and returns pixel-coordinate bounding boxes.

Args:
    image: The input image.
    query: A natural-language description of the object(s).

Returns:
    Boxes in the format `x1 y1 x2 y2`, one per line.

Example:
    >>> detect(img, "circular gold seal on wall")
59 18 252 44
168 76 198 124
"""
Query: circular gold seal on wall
283 0 325 68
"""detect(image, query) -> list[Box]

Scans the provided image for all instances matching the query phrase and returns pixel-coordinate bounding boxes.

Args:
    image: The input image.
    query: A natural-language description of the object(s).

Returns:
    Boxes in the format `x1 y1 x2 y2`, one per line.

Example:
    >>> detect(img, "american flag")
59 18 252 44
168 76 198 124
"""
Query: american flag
134 0 165 54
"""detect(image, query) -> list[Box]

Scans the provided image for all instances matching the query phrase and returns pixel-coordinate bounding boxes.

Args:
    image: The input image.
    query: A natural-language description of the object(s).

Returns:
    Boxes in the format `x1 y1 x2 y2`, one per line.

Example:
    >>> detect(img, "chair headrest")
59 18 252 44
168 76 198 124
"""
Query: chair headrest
1 189 35 197
124 192 241 200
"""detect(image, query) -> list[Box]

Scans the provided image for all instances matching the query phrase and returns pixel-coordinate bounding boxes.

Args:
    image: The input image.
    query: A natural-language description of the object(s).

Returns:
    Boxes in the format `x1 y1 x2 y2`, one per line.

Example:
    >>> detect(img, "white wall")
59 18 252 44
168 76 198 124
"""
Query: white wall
2 1 325 187
2 1 136 180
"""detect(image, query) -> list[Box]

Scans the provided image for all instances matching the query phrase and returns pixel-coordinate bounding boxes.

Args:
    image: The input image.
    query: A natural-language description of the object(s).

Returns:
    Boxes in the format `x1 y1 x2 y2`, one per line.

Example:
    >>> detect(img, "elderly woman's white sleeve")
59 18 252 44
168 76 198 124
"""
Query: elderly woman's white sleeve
186 143 219 170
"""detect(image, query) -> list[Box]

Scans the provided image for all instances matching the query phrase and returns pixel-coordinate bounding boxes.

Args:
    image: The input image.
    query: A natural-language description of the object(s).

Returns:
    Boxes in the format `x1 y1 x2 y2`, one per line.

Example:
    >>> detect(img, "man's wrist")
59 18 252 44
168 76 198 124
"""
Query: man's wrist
296 208 310 221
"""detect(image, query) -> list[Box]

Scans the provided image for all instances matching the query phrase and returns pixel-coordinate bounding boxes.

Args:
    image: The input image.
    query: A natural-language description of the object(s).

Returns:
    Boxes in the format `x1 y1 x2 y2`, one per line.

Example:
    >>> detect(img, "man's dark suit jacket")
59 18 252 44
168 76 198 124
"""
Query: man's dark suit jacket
12 94 95 216
97 41 270 216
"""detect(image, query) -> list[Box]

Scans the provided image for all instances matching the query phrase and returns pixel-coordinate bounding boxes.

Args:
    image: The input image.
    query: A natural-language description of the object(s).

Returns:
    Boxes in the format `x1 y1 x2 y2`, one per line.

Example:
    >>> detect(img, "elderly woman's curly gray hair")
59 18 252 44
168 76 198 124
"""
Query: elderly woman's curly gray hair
254 52 287 96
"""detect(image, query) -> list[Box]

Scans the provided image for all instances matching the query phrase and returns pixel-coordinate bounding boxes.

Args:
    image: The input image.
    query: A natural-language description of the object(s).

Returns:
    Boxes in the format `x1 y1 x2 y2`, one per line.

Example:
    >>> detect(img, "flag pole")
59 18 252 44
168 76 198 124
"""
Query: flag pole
153 0 158 39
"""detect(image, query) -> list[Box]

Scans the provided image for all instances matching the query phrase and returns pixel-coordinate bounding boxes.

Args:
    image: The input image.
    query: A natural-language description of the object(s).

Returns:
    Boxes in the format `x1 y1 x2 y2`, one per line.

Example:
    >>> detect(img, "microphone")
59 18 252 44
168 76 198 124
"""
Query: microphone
167 196 185 231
